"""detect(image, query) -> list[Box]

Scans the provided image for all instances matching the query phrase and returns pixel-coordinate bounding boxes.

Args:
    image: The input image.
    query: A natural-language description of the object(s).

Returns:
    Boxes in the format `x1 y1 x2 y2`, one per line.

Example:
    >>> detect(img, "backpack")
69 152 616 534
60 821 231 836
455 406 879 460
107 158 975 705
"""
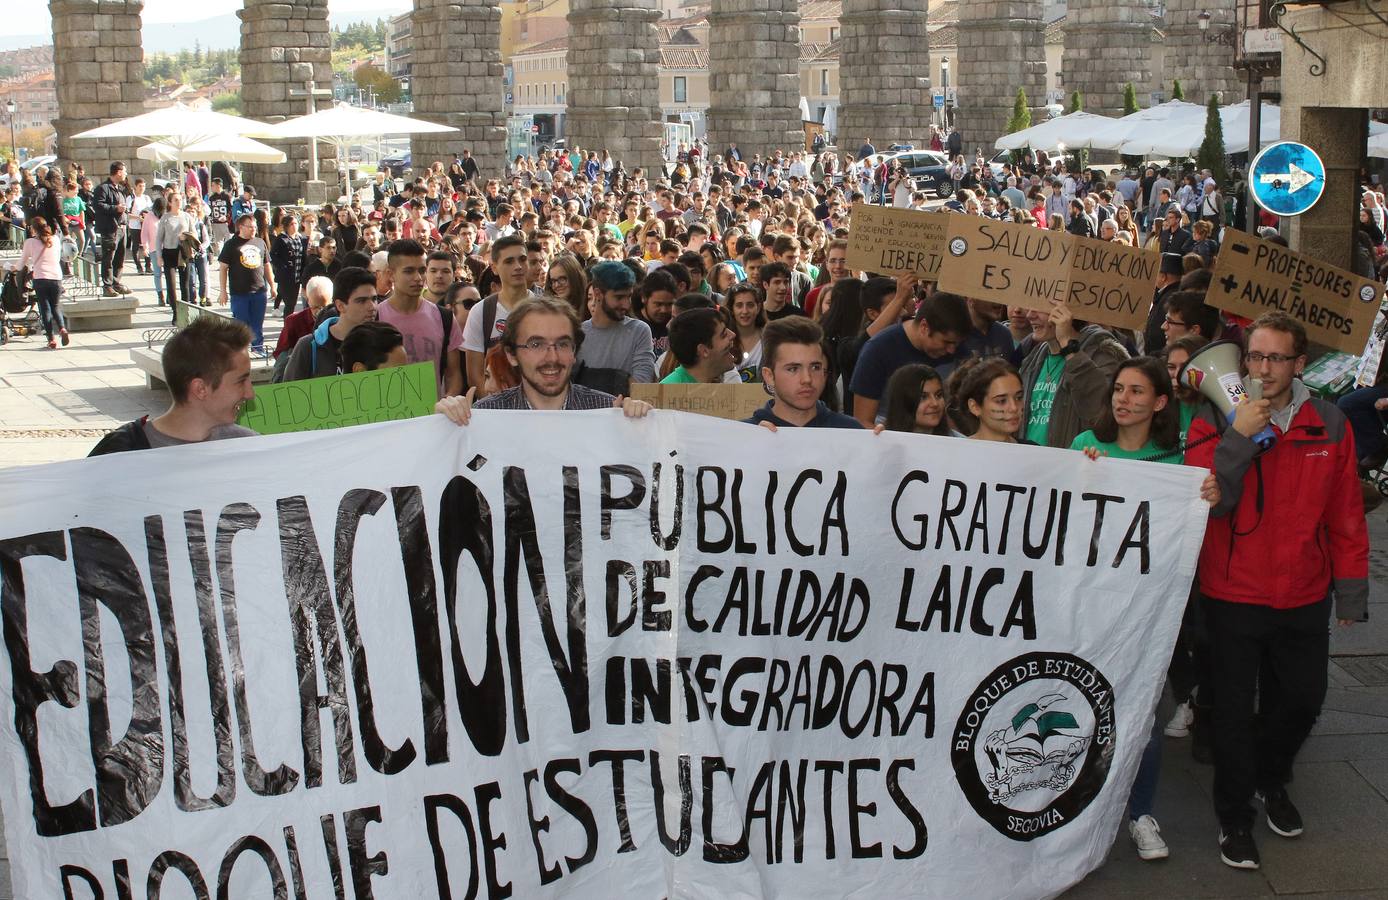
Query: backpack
480 295 500 353
439 304 454 374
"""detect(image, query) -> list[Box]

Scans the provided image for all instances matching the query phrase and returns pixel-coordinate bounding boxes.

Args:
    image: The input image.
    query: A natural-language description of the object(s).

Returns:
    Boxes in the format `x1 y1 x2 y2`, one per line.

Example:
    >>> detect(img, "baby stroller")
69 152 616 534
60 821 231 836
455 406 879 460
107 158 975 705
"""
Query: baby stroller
1 268 38 345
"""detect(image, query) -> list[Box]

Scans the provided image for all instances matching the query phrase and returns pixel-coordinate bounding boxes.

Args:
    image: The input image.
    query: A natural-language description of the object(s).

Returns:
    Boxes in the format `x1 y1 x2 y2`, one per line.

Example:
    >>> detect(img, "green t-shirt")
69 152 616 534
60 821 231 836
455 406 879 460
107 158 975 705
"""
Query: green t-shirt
1069 430 1182 464
1025 353 1066 445
660 366 698 384
1178 400 1197 446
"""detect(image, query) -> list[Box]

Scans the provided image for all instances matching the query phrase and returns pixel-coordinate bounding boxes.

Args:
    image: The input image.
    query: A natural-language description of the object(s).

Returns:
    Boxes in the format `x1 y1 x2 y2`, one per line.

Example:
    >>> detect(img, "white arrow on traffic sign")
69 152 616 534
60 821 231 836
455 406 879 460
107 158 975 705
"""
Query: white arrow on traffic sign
1258 163 1315 194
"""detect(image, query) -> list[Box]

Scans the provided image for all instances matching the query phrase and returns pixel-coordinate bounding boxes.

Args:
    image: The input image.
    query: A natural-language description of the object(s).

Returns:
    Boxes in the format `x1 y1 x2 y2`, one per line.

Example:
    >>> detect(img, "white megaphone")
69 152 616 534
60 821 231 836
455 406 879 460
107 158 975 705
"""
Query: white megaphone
1177 339 1276 451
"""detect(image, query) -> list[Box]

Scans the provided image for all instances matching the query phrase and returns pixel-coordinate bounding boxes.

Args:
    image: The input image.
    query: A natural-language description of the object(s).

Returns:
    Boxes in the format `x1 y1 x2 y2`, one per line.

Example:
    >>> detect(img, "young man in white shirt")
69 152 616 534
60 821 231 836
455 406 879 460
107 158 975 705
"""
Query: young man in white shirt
463 233 530 395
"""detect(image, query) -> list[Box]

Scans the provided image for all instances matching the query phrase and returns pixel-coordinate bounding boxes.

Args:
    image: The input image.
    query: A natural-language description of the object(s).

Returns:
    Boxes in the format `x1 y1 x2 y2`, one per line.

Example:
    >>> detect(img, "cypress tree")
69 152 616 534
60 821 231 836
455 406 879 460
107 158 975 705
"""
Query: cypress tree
1195 94 1229 189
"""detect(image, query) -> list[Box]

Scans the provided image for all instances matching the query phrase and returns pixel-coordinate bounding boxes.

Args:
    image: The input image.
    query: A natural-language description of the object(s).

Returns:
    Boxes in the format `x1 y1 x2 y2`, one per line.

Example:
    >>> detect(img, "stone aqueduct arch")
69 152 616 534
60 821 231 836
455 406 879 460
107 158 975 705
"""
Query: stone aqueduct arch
49 0 1237 203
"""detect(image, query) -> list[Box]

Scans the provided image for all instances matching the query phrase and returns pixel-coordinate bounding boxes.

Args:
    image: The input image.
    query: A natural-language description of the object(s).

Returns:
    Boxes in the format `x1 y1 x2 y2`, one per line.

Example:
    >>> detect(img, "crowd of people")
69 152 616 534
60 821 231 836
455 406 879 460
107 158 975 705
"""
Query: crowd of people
2 131 1381 875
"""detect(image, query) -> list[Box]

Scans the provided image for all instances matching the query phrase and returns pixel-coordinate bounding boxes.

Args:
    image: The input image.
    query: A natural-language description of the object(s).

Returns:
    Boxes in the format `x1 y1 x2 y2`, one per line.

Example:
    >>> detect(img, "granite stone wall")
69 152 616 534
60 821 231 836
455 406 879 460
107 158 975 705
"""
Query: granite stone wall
706 0 804 160
411 0 507 178
837 0 932 150
51 0 146 177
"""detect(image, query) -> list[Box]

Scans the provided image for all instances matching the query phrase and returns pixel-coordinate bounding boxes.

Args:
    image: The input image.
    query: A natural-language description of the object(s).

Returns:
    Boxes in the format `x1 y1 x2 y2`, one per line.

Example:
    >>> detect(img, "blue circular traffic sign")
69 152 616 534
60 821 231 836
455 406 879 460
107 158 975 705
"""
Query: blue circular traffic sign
1250 141 1326 217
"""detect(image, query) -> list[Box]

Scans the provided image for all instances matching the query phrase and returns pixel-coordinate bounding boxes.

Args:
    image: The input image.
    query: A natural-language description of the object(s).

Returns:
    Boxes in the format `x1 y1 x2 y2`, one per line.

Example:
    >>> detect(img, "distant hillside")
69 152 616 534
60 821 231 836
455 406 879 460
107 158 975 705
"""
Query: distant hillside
0 7 407 55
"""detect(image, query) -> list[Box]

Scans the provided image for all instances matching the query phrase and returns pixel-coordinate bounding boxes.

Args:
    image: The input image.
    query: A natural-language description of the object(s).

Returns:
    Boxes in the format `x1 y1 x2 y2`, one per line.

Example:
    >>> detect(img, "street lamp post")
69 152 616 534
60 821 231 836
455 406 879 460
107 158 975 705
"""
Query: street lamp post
941 57 950 129
6 100 16 164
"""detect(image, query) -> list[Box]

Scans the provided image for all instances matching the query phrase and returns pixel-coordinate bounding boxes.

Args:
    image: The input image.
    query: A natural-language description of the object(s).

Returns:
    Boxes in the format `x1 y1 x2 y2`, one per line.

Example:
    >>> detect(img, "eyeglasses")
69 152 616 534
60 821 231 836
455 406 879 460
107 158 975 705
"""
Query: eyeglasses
1244 352 1301 365
517 337 576 355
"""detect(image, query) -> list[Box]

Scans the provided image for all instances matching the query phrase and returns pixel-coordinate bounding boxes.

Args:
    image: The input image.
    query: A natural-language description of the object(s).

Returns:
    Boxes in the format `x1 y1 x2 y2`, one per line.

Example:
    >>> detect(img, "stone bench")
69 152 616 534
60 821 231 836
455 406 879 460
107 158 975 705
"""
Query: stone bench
130 346 278 391
64 296 140 333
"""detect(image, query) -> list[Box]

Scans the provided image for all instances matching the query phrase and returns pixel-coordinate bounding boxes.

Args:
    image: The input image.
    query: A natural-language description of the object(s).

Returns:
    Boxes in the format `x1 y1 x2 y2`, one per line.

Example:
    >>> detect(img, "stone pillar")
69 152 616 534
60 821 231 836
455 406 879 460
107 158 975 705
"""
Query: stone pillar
238 0 336 204
411 0 506 180
1163 0 1240 104
1286 107 1368 272
51 0 146 176
955 1 1046 155
706 0 803 161
565 0 664 175
1063 0 1154 117
837 0 931 150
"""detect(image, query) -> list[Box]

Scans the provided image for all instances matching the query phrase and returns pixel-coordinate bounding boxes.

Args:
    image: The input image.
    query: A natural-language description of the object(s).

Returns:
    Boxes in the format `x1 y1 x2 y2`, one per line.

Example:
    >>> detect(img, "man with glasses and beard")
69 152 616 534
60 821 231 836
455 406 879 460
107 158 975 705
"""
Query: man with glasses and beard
433 297 653 420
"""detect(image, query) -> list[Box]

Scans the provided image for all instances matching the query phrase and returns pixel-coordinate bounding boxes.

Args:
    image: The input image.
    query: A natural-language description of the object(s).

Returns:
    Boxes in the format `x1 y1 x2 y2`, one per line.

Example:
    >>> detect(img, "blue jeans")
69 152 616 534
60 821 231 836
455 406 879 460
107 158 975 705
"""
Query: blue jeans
32 278 64 338
230 288 268 351
1337 385 1388 465
188 255 208 301
150 251 164 302
1128 709 1163 819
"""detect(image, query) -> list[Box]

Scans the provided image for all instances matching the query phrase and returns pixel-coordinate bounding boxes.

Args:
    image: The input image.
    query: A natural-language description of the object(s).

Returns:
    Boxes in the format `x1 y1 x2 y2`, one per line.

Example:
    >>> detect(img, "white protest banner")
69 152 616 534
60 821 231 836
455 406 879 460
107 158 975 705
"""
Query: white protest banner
0 412 1207 899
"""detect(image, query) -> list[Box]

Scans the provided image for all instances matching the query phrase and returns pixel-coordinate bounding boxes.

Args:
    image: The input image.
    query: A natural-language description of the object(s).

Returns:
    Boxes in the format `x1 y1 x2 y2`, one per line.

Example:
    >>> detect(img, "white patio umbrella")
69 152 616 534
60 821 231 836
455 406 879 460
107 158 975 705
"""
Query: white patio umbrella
1370 131 1388 160
1087 100 1208 151
993 110 1117 151
137 134 287 166
73 104 276 189
1117 101 1281 158
269 104 457 196
73 104 274 148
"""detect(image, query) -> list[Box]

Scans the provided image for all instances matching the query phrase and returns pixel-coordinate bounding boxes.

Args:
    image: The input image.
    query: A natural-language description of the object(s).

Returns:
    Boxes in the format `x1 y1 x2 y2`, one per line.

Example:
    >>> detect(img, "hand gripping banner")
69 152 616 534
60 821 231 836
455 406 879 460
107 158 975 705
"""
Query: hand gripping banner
0 411 1208 899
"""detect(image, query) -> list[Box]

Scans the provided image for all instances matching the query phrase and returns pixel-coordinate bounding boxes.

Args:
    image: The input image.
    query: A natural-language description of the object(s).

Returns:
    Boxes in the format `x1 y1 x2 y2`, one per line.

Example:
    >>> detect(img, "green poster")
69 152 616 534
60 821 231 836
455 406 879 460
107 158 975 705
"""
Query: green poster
237 362 438 435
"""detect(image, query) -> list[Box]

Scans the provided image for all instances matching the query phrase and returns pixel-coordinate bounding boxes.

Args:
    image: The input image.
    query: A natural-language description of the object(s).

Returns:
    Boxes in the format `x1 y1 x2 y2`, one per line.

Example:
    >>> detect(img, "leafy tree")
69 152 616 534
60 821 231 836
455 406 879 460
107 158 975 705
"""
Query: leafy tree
1121 83 1142 167
1195 94 1229 189
1172 79 1185 101
1006 87 1032 164
211 90 241 116
354 63 400 104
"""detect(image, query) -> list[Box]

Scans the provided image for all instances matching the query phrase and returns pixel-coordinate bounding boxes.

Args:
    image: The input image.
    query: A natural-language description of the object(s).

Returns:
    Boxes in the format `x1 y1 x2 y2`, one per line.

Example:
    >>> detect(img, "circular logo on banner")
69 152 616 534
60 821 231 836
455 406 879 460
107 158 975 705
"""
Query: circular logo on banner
952 652 1116 841
948 237 968 257
1360 284 1379 305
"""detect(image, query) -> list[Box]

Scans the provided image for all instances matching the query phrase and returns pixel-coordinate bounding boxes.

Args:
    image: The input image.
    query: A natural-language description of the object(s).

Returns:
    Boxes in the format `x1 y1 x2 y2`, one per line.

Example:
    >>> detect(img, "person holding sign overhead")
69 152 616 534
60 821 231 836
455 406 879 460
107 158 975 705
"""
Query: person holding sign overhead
1184 312 1368 872
849 283 972 427
1018 301 1128 448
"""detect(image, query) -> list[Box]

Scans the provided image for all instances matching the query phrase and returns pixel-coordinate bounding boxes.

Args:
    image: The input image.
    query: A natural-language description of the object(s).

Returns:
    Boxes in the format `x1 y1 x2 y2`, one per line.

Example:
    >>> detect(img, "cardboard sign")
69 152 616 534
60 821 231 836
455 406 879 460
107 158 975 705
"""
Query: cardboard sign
845 203 950 279
631 382 768 420
937 216 1159 332
237 362 438 434
1206 231 1384 354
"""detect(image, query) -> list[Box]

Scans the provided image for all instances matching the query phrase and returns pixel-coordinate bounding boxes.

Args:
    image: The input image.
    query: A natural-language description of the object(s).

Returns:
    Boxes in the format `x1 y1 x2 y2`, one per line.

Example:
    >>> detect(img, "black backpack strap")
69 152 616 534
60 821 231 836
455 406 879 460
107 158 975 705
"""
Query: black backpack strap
481 296 499 352
439 305 454 373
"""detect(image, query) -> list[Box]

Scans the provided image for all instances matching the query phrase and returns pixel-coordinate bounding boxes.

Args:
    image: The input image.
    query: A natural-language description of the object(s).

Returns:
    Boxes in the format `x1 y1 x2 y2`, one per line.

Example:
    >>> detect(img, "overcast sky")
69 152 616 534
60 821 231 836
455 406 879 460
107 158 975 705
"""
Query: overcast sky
10 0 410 35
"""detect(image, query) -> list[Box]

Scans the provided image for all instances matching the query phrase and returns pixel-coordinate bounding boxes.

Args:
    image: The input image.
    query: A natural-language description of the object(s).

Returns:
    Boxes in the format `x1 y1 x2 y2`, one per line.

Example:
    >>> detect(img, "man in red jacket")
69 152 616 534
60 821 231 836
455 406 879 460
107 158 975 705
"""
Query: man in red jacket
1186 312 1368 871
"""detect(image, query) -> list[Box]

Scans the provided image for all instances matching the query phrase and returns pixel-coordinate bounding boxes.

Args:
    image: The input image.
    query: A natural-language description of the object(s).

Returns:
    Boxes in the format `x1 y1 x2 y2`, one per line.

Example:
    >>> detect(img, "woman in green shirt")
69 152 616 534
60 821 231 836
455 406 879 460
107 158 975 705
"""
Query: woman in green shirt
1070 357 1182 462
1070 355 1222 863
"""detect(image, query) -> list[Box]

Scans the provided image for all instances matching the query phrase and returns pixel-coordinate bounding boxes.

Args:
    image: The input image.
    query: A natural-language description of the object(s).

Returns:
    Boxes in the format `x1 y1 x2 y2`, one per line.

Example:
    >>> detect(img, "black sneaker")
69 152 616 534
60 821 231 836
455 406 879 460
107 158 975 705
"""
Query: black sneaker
1256 786 1304 838
1219 826 1260 869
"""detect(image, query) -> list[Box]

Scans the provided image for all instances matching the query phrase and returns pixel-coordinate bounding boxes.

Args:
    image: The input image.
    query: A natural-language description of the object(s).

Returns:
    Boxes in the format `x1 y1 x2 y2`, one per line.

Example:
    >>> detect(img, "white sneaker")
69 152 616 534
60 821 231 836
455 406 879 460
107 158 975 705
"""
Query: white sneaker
1129 815 1170 860
1165 700 1195 738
